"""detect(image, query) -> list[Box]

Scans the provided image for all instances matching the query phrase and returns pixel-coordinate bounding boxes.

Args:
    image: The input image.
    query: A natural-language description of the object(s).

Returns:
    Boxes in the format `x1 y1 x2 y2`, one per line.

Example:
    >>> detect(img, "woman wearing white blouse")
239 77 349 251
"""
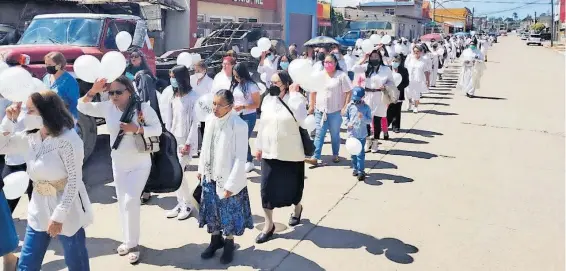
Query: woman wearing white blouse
352 50 396 153
163 65 199 220
230 63 261 173
405 45 431 113
78 76 162 264
211 56 235 93
0 91 92 270
190 60 214 153
255 71 308 244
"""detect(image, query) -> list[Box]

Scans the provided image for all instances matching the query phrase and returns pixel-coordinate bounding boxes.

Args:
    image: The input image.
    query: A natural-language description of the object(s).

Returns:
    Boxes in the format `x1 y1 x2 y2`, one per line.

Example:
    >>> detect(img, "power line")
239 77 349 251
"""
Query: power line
474 0 547 15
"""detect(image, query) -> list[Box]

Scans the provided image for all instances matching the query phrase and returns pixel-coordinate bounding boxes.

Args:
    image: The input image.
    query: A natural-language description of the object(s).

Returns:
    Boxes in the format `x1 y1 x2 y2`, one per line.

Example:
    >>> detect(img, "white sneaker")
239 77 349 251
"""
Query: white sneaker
365 138 373 153
407 103 413 112
413 107 419 114
165 203 182 218
177 204 192 220
371 140 379 153
245 162 255 173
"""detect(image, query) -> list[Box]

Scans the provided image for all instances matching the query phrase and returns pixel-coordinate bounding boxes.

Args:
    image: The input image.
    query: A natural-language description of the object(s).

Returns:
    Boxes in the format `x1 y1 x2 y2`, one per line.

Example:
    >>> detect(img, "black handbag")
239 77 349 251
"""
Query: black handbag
277 97 315 157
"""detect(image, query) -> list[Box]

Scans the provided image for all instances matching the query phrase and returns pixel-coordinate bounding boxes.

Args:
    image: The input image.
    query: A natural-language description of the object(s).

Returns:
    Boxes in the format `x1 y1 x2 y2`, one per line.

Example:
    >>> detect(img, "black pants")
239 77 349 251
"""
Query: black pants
198 122 205 152
387 101 403 130
3 163 33 213
366 116 387 140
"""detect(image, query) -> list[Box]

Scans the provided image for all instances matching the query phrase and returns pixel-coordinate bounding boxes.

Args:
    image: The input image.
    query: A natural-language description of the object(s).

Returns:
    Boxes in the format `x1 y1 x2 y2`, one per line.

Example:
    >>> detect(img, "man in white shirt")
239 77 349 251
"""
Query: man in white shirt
343 47 358 81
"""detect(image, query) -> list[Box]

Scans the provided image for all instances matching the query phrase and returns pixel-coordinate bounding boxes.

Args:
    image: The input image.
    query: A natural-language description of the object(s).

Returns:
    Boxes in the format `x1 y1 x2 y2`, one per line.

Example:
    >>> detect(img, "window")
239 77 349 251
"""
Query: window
209 17 221 23
238 17 248 22
385 8 395 15
104 21 136 49
248 18 258 22
222 17 234 23
19 18 103 46
197 14 206 22
343 32 358 39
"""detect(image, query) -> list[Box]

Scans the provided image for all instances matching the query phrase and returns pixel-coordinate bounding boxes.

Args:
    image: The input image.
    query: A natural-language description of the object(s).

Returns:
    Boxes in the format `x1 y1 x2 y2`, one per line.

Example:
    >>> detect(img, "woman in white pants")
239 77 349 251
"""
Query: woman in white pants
78 76 162 264
163 65 199 220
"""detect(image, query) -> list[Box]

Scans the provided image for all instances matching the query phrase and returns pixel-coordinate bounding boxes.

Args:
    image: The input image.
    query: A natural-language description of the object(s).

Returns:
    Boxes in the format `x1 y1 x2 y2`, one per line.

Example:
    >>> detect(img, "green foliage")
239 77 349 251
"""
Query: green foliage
531 22 546 32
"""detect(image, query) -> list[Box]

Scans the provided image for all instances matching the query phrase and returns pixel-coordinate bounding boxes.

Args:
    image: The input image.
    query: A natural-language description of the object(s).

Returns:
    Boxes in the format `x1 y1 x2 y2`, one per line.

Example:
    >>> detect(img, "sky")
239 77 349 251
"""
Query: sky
331 0 555 19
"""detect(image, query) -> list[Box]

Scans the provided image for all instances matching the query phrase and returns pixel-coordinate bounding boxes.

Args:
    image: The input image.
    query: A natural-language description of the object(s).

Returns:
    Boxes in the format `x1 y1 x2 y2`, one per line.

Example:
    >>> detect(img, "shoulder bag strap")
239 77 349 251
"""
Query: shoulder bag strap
277 97 298 123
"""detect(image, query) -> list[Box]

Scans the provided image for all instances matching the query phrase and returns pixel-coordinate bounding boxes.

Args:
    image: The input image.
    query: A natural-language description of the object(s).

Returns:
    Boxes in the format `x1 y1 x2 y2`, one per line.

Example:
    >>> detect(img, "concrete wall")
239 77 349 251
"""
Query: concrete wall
362 5 419 18
284 0 317 47
164 0 192 51
197 1 276 22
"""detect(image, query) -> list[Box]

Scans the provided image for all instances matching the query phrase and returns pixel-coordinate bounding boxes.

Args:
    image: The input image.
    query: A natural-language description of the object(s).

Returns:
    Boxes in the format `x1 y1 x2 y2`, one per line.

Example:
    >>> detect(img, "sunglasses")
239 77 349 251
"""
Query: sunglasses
130 55 141 59
108 89 126 96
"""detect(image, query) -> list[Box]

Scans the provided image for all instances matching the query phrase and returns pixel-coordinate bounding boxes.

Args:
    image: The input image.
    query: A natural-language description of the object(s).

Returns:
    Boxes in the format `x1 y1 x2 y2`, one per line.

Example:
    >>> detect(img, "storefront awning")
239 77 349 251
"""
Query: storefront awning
78 0 185 11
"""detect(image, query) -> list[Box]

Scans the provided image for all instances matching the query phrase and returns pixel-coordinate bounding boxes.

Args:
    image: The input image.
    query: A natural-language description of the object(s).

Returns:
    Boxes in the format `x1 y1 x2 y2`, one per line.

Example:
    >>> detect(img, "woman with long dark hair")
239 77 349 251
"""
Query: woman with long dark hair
162 65 199 220
387 55 410 133
230 63 261 173
305 54 353 165
0 91 92 270
79 76 162 264
352 50 395 153
255 71 308 243
125 50 154 81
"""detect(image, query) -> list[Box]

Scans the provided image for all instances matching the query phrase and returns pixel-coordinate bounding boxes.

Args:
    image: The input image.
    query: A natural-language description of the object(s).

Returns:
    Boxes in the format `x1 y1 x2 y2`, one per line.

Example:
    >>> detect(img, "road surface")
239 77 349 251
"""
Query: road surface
8 35 565 271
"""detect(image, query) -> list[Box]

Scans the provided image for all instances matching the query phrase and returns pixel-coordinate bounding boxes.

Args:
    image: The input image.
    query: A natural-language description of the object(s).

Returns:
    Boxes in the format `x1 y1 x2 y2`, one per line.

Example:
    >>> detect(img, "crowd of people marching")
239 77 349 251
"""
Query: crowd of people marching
0 32 490 270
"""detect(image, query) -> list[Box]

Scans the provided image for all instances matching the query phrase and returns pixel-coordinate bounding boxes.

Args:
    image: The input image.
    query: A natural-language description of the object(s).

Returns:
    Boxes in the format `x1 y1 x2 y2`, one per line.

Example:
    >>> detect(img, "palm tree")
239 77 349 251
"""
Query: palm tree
513 12 518 21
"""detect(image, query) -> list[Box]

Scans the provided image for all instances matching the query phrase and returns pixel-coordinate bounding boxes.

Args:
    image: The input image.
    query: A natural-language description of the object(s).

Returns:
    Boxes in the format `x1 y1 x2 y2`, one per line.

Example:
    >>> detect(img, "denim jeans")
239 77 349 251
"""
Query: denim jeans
351 138 366 174
239 112 257 162
313 110 343 160
18 226 90 271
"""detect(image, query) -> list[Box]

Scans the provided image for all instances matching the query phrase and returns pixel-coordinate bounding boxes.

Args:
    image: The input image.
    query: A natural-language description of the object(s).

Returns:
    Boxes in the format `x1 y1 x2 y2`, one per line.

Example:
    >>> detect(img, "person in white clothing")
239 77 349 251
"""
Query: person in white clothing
0 91 92 270
343 47 358 81
258 49 278 88
457 42 485 98
197 89 253 265
405 45 430 113
427 43 440 87
190 60 214 154
352 50 396 152
162 65 199 220
255 71 308 244
212 56 235 93
78 76 162 264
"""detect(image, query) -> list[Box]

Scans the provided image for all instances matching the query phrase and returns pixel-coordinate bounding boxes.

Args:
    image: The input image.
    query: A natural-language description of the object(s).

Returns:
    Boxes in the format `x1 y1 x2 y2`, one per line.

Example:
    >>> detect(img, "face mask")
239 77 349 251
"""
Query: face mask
268 85 280 96
194 72 205 79
266 55 274 62
470 45 477 50
279 62 289 70
369 60 380 66
23 114 43 130
46 66 58 75
125 72 135 81
353 99 362 104
170 78 179 88
323 62 336 73
391 62 400 69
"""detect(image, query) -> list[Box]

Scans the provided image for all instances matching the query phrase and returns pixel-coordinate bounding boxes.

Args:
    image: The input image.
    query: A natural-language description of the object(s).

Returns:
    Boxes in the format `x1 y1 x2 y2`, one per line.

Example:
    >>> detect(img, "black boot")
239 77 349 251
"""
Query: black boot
220 238 235 264
201 234 225 259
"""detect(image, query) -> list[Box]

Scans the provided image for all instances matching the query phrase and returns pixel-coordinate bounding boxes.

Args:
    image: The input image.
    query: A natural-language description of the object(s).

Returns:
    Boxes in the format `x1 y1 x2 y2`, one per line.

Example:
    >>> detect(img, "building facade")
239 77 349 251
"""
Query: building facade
429 8 472 31
285 0 317 51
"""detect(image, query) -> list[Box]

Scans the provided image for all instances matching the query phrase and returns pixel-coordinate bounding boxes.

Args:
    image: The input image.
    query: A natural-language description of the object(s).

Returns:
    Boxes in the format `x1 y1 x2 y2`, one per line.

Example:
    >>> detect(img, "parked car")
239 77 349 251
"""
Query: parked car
540 32 551 41
526 33 542 46
520 33 528 40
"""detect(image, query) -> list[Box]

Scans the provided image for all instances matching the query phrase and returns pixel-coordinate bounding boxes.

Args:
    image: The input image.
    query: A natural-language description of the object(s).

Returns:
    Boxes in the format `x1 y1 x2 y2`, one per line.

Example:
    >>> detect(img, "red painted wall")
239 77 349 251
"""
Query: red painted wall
560 0 565 23
199 0 277 10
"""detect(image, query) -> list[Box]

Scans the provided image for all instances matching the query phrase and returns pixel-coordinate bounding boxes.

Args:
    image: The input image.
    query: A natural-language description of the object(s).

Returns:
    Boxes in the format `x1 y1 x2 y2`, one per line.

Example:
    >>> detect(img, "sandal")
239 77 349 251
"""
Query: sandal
117 244 129 256
127 246 141 264
332 156 340 163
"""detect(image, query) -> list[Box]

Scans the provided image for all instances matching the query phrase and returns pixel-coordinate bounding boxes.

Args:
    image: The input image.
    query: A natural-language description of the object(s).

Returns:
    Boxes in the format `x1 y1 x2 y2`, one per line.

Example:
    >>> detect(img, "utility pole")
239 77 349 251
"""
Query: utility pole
432 0 436 34
471 7 475 31
551 0 555 46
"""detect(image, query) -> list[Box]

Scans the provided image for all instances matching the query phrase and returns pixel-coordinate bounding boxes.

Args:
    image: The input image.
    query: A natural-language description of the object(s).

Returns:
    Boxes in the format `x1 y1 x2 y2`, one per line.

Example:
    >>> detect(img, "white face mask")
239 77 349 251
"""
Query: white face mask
23 114 43 130
195 72 205 79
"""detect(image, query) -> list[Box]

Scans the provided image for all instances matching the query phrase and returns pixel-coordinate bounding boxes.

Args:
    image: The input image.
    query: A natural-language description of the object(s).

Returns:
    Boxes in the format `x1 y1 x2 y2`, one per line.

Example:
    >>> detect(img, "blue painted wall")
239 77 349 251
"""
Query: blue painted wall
284 0 317 44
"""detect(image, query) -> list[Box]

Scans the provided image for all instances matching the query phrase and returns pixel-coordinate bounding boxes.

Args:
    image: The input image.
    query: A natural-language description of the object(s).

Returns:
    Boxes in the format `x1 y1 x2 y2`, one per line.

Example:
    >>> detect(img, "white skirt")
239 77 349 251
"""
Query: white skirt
405 80 428 100
363 91 388 117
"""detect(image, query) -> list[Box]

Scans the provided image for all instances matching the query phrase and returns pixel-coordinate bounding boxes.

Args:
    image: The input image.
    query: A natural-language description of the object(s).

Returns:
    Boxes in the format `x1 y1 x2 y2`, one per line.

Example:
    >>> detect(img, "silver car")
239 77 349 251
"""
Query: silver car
526 33 542 46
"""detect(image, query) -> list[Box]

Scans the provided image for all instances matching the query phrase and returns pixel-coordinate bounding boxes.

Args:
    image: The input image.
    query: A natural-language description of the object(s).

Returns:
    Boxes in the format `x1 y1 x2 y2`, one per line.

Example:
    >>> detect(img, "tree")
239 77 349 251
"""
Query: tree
513 12 518 21
531 22 546 32
330 8 346 37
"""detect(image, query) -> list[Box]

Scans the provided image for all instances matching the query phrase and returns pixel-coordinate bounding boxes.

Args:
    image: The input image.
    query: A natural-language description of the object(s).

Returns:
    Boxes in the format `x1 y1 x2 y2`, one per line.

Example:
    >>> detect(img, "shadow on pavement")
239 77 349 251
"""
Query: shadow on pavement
363 173 415 186
419 110 458 116
422 96 452 100
279 220 419 264
394 138 429 145
403 129 443 138
418 102 450 106
384 149 439 159
471 95 507 100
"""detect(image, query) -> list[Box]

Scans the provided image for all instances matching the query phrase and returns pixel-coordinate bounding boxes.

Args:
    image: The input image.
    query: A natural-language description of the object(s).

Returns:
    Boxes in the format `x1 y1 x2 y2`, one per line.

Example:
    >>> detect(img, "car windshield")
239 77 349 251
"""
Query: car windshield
530 34 540 37
19 18 103 46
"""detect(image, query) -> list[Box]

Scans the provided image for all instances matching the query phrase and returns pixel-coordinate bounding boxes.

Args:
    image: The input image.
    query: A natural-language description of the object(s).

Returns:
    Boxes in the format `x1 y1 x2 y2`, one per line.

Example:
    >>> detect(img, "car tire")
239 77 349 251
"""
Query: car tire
77 112 98 163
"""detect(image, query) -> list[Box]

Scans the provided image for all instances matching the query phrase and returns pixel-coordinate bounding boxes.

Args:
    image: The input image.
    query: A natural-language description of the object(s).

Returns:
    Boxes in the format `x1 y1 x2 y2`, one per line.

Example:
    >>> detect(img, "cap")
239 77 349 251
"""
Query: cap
5 53 30 66
351 87 365 101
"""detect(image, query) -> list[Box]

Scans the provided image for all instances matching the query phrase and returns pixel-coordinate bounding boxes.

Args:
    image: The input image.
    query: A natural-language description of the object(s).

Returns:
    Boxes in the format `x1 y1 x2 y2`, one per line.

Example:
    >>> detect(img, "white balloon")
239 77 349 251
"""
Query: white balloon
303 115 316 132
394 44 404 55
73 55 101 83
300 70 328 93
393 72 402 87
288 59 313 85
0 61 8 75
100 51 127 82
345 137 363 155
361 39 375 54
2 172 30 200
250 47 262 59
116 31 133 52
0 67 35 102
382 35 392 45
177 52 193 68
370 34 381 45
191 53 202 63
258 37 272 51
462 49 475 61
196 93 214 122
355 38 364 47
32 78 47 92
260 73 267 83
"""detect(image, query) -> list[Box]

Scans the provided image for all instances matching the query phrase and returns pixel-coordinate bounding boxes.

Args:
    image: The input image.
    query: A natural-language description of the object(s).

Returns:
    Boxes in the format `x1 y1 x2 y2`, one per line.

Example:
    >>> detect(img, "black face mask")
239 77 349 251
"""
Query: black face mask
268 85 281 96
369 60 380 66
46 66 58 74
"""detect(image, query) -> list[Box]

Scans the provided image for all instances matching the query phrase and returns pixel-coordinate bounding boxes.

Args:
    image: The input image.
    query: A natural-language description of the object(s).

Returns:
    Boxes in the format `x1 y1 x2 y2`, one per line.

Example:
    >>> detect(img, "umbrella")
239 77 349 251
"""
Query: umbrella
420 33 442 41
304 36 339 47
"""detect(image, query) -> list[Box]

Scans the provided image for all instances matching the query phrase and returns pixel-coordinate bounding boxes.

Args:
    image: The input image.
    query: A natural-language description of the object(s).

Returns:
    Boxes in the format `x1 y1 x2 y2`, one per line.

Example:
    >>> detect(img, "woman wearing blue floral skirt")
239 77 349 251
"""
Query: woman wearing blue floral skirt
0 190 19 271
197 89 253 265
